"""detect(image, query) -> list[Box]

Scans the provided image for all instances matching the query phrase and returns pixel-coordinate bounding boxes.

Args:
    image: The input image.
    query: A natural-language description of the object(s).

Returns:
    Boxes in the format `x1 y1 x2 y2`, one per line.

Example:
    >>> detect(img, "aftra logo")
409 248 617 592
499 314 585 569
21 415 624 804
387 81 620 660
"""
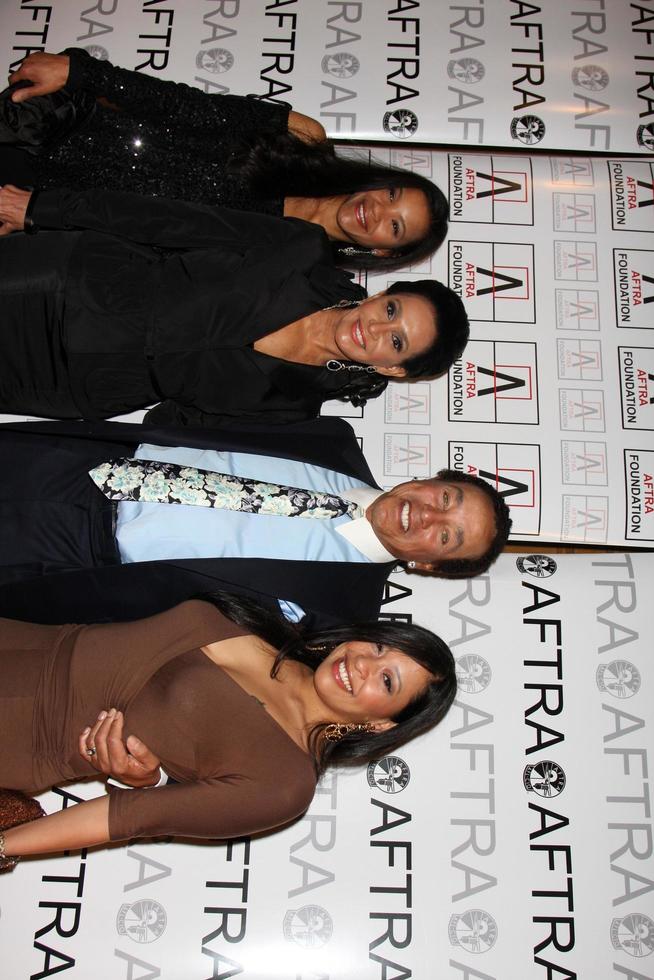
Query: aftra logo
555 289 600 331
448 910 498 954
559 388 606 433
449 241 536 322
552 193 596 234
455 654 492 694
383 433 431 478
561 440 608 487
557 339 603 381
613 249 654 329
596 660 641 699
608 161 654 233
561 494 609 543
384 382 431 425
448 341 539 424
449 440 541 535
618 347 654 431
624 449 654 542
448 153 534 225
554 240 598 282
550 157 594 186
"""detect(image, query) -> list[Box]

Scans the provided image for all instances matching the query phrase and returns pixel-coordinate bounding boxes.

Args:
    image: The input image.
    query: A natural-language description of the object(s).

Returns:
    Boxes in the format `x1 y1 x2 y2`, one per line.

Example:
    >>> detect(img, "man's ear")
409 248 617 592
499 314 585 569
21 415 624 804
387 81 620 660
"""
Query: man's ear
406 560 435 574
373 364 408 378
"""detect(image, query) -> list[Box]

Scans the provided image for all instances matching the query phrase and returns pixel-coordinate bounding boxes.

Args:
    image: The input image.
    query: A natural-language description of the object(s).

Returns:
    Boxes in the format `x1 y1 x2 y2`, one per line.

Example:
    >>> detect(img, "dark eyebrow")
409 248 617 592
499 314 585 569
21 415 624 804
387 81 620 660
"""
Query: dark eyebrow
455 487 464 506
453 526 464 551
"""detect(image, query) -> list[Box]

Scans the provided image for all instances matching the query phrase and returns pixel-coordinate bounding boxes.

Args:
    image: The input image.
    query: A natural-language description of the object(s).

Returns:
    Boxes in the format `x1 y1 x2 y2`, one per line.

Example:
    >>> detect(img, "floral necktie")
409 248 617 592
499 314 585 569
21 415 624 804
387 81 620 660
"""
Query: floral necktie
89 459 363 520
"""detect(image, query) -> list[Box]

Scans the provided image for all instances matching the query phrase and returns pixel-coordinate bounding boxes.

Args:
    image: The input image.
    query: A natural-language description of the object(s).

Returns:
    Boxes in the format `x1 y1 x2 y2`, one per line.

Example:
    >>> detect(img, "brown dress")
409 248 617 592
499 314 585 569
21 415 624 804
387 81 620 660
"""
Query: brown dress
0 601 316 841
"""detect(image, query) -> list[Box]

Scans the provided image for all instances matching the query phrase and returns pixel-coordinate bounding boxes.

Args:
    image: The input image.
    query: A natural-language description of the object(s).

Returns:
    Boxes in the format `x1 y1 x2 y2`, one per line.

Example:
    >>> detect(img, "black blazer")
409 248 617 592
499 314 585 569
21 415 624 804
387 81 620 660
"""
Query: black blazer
0 417 395 629
31 189 366 424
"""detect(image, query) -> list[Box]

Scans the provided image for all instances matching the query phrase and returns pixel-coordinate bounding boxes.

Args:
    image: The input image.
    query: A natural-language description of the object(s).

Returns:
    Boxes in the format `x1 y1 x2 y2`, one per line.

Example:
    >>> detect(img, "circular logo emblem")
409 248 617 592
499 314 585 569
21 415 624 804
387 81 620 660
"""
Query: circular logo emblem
383 109 419 139
516 555 557 578
447 58 485 84
367 756 410 793
637 124 654 151
116 899 167 943
572 65 609 91
448 910 498 953
456 654 492 694
83 45 108 61
596 660 641 699
195 48 234 73
523 761 566 798
510 114 546 145
321 52 360 78
283 905 333 948
611 913 654 957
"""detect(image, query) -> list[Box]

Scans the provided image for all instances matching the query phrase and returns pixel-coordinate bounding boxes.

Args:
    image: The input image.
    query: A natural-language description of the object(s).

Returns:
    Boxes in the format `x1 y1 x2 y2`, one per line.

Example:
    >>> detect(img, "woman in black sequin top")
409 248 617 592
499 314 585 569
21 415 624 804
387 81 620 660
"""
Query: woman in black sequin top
1 50 448 274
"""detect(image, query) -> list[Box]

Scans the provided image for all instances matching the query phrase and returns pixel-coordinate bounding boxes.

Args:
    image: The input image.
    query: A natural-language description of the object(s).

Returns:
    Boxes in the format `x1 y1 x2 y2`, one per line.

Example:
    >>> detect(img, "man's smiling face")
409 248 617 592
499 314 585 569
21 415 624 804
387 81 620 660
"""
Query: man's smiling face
365 477 496 571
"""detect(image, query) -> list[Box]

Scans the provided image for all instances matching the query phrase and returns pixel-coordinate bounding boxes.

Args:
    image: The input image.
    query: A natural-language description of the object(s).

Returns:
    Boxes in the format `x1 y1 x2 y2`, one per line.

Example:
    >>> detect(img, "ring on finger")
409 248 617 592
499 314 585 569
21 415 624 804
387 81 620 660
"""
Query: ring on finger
86 746 97 757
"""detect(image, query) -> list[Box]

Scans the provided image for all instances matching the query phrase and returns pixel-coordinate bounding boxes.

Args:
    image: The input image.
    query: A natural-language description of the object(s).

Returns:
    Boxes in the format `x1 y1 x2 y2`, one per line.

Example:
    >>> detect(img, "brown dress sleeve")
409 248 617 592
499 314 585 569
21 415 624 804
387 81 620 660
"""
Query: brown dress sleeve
108 765 315 841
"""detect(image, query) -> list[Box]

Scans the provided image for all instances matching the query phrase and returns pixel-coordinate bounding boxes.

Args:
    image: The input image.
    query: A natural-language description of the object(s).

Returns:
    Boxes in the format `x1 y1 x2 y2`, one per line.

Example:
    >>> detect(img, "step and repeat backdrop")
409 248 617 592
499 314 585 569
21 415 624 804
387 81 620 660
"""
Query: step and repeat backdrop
1 552 653 980
1 0 653 152
331 146 654 549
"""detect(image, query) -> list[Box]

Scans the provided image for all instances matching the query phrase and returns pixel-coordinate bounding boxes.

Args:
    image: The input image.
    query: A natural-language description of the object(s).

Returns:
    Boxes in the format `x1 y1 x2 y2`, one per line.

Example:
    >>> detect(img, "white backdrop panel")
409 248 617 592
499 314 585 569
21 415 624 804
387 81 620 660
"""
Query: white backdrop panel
1 551 653 979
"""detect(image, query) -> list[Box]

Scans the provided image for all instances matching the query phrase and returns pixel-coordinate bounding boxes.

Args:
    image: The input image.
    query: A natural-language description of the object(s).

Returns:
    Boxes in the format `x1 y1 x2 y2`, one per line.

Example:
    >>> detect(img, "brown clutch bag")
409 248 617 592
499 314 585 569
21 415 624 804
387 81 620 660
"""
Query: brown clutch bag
0 787 45 872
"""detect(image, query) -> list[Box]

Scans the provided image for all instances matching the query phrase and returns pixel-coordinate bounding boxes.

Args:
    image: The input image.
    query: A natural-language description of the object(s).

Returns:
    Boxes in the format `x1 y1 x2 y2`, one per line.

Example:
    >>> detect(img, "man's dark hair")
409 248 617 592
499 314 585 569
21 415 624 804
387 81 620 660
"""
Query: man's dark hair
428 468 512 578
238 132 448 272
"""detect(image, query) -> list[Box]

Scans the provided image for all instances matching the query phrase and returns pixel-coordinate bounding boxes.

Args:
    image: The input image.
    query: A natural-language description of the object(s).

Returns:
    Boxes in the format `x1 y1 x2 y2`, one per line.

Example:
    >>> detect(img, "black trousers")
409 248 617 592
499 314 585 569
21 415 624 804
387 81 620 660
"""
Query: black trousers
0 231 82 417
0 431 122 586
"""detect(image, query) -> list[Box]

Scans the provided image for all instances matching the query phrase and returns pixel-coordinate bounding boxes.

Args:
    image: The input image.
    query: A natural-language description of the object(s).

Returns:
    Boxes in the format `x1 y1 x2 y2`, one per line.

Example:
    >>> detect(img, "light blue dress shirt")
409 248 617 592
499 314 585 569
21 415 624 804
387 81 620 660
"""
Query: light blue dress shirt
115 445 376 569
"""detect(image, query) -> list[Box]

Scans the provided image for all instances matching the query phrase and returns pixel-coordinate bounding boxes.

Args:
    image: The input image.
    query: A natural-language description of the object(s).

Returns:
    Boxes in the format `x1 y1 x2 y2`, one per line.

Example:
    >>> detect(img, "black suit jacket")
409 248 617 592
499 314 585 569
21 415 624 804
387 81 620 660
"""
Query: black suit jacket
0 417 395 628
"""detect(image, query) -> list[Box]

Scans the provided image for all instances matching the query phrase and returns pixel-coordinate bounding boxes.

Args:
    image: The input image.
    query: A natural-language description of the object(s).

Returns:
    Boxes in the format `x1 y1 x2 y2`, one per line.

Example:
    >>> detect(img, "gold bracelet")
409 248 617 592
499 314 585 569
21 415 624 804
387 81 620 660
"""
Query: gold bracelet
0 832 19 873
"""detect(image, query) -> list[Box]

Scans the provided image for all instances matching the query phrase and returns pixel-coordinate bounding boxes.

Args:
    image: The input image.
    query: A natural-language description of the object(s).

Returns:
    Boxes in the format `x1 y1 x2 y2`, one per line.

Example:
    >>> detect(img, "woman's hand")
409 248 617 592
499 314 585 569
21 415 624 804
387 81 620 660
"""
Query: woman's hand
80 709 162 788
8 52 71 103
0 184 31 236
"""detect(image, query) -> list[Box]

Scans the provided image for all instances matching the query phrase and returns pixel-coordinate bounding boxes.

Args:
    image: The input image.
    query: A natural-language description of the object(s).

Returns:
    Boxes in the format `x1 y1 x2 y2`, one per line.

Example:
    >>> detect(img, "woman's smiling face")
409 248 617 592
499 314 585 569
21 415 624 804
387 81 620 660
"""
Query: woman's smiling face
312 640 432 729
333 187 431 252
331 292 436 376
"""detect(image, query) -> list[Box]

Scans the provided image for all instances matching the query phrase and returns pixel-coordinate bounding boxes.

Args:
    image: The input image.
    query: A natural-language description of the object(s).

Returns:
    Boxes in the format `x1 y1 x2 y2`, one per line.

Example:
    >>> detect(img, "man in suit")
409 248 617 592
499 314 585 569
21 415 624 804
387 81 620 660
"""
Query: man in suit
0 417 511 628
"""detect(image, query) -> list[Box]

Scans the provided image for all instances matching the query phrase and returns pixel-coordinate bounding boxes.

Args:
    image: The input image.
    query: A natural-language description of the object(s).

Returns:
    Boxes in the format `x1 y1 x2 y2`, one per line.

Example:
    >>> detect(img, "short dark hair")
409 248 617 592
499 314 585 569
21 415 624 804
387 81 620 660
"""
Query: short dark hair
332 279 469 409
387 279 470 379
199 592 456 776
428 468 512 578
240 133 448 272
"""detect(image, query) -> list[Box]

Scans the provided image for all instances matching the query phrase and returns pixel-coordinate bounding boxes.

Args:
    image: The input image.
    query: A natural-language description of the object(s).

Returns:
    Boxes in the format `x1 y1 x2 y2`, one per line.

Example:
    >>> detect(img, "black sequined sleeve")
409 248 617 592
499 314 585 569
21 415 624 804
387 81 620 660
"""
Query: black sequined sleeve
64 48 289 139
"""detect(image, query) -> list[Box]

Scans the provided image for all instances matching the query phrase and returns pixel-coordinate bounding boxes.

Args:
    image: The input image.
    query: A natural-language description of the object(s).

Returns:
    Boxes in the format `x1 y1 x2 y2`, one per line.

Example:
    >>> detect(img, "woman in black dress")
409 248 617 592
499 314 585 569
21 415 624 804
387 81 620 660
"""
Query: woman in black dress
0 184 468 427
1 49 448 273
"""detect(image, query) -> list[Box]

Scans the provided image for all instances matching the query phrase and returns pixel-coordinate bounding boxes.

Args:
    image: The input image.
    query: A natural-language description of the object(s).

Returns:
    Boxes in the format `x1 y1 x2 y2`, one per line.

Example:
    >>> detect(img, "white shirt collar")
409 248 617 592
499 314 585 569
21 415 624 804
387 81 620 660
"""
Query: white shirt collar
336 487 396 563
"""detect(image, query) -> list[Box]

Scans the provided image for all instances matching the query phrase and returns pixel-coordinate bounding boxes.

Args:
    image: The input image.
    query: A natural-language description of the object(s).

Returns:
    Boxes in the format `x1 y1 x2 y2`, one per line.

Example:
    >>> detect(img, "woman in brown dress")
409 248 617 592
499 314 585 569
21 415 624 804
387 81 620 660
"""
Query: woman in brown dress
0 593 455 869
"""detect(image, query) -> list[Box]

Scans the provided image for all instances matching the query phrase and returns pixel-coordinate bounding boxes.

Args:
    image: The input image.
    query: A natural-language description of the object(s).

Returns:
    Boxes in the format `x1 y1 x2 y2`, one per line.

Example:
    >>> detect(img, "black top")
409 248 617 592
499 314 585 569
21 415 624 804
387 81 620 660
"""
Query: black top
31 188 366 426
30 48 289 213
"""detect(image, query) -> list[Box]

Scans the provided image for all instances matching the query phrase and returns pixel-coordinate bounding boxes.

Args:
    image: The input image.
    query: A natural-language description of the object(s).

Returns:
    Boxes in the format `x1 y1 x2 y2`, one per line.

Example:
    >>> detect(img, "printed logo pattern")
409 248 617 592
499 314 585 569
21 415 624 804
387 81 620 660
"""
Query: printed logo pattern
549 157 594 186
448 342 539 424
449 241 536 322
384 433 431 479
561 440 608 486
618 347 654 431
555 289 600 331
449 441 541 534
557 340 603 381
561 494 609 543
449 153 534 224
552 193 597 234
614 249 654 329
624 449 654 542
559 388 606 432
608 160 654 233
385 382 431 425
554 240 598 282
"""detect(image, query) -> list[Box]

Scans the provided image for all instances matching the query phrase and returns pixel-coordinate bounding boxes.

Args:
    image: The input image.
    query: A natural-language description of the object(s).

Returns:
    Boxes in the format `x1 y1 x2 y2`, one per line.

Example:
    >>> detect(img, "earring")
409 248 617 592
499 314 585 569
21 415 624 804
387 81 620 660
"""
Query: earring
337 245 374 257
326 360 377 374
306 642 328 654
324 722 376 742
322 299 362 311
407 561 417 570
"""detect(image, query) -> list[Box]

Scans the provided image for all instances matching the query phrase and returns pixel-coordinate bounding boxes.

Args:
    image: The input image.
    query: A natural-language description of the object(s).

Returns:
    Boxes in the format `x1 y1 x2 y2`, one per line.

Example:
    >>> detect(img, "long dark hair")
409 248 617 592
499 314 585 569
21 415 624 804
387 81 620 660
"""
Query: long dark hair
200 592 456 776
328 278 469 408
234 131 449 272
